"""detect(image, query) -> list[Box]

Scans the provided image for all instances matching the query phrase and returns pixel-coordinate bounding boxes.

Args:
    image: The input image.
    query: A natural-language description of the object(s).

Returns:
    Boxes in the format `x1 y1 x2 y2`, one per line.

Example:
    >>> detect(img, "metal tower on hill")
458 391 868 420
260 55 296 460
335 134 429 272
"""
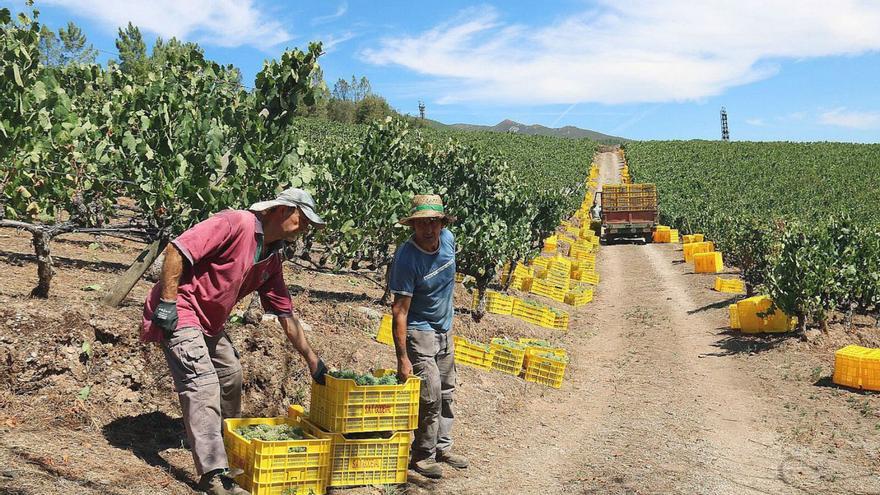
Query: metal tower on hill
418 100 426 120
721 107 730 141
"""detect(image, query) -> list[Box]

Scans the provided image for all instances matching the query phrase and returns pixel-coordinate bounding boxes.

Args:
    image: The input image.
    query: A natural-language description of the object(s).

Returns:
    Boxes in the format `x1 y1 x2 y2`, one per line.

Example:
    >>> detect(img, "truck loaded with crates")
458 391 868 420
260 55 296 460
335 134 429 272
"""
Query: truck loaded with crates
593 183 659 244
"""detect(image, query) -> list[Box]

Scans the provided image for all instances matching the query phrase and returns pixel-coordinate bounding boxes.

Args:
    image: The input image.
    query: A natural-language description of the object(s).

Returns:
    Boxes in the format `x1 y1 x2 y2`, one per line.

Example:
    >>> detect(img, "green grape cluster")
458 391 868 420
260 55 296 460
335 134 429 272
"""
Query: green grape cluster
235 424 304 441
328 370 399 386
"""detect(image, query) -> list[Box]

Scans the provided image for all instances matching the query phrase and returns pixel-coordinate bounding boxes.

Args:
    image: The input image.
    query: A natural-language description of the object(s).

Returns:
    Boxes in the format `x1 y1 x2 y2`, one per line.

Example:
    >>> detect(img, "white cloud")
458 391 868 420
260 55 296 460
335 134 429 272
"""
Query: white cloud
746 118 766 126
819 107 880 129
362 1 880 105
42 0 292 49
321 31 357 53
311 2 348 26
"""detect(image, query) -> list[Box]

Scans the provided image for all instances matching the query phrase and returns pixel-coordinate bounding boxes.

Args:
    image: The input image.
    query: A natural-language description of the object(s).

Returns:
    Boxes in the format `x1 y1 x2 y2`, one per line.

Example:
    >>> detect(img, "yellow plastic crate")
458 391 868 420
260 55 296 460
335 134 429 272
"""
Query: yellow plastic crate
511 298 549 325
538 310 569 331
571 258 596 274
683 241 715 262
223 416 331 495
728 304 740 329
694 252 724 273
864 350 880 391
542 235 557 253
736 296 795 333
452 335 492 370
489 338 527 376
522 352 568 389
510 275 532 292
530 278 567 303
376 315 393 346
682 234 705 244
565 286 594 307
309 369 420 434
573 270 600 286
832 345 880 391
669 229 679 243
289 406 411 488
714 277 745 294
518 338 567 360
653 226 671 243
472 290 514 315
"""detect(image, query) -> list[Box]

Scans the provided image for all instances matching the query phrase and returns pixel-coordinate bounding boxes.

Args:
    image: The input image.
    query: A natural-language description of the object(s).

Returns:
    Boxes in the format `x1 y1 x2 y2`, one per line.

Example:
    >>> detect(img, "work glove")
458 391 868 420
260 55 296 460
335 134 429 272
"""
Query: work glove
311 358 328 385
152 298 179 339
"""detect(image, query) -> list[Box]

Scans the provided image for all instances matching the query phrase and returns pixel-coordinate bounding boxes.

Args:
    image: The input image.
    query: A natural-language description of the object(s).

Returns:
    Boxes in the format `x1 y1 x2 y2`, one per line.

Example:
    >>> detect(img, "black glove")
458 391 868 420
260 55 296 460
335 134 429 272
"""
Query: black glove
152 298 179 339
311 358 328 385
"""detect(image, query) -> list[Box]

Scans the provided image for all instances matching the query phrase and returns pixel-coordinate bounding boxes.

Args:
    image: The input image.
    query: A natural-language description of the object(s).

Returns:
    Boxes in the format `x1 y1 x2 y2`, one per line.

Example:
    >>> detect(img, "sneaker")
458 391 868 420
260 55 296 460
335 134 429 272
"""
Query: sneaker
409 458 443 479
198 469 250 495
436 450 469 469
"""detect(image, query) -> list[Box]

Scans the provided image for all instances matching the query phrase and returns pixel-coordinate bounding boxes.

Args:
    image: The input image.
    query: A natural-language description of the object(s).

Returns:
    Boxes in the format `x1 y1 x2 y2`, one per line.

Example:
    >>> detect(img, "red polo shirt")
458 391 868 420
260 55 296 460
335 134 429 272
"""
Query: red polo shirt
141 209 293 343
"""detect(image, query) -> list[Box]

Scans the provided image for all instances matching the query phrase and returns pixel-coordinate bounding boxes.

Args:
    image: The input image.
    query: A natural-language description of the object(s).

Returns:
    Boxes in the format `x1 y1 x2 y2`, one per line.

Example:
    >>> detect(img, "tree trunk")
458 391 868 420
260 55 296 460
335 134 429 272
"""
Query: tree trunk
471 276 488 322
501 258 517 292
796 313 807 334
380 264 393 306
29 228 53 298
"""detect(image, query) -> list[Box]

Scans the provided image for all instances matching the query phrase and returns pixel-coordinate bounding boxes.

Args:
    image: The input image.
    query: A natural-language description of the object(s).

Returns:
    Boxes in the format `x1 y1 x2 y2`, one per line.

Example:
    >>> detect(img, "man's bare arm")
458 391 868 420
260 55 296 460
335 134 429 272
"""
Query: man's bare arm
392 294 412 380
279 315 320 375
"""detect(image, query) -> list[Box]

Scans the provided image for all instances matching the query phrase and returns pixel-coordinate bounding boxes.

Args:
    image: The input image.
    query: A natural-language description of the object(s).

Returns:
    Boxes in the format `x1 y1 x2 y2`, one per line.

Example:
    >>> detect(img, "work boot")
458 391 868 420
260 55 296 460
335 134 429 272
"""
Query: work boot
197 469 250 495
409 458 443 479
436 450 469 469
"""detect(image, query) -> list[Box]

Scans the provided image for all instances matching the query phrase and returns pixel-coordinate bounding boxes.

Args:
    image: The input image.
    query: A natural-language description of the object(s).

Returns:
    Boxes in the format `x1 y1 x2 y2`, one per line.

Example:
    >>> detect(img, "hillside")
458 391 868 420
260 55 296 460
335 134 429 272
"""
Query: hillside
426 118 627 143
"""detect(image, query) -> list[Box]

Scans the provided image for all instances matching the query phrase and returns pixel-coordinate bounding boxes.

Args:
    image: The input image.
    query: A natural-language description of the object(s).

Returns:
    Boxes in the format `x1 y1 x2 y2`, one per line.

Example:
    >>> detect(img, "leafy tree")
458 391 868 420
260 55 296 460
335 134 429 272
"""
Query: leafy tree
115 22 148 78
332 77 350 101
355 94 392 124
39 21 97 66
327 98 356 123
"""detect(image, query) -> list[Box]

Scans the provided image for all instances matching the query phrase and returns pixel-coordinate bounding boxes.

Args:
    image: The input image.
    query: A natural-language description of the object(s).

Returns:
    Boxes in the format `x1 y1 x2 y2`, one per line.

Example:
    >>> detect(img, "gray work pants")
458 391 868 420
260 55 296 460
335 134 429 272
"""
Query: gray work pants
161 327 242 475
407 329 456 462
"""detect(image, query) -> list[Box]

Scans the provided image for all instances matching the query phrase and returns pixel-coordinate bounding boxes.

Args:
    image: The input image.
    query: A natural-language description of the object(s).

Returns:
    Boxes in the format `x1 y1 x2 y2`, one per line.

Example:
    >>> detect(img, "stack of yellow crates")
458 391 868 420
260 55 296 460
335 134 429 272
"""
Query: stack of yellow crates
298 370 421 489
683 241 715 262
519 338 568 389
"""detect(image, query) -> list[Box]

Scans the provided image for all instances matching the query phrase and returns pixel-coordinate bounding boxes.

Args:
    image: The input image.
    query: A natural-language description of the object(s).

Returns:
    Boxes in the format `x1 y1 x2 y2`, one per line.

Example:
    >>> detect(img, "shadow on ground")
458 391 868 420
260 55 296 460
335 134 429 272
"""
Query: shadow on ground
288 284 376 304
688 295 741 315
813 376 880 396
102 412 195 489
701 328 793 357
0 250 130 272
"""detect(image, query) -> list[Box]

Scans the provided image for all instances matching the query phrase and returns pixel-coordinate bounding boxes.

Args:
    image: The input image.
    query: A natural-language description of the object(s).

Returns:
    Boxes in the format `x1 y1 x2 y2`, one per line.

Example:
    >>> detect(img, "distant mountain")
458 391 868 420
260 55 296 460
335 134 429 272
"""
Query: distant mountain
425 118 627 143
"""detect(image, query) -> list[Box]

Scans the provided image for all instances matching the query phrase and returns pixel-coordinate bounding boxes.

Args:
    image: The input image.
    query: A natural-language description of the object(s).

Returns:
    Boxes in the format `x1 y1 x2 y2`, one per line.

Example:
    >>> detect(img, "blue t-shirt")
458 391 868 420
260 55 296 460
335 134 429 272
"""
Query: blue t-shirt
389 228 456 333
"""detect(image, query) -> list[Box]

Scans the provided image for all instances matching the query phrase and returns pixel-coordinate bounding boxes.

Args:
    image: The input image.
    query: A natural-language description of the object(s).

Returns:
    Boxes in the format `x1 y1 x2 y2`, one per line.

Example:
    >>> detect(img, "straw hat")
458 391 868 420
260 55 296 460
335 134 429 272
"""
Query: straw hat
398 194 456 226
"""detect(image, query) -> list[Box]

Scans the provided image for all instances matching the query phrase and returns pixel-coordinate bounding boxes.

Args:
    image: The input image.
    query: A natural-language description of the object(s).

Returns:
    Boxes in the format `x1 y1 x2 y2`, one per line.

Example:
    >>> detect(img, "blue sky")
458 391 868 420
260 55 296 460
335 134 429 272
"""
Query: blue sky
16 0 880 142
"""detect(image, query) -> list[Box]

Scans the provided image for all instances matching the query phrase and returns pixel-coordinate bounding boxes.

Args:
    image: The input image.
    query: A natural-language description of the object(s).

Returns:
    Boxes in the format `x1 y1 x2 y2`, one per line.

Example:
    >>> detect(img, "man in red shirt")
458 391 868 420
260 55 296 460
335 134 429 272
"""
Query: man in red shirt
142 188 327 495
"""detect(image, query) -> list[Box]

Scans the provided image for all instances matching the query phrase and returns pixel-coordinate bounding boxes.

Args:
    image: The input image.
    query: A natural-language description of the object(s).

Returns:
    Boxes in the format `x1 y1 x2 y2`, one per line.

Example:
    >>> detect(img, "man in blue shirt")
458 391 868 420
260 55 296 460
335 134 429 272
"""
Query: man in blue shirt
390 194 469 479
